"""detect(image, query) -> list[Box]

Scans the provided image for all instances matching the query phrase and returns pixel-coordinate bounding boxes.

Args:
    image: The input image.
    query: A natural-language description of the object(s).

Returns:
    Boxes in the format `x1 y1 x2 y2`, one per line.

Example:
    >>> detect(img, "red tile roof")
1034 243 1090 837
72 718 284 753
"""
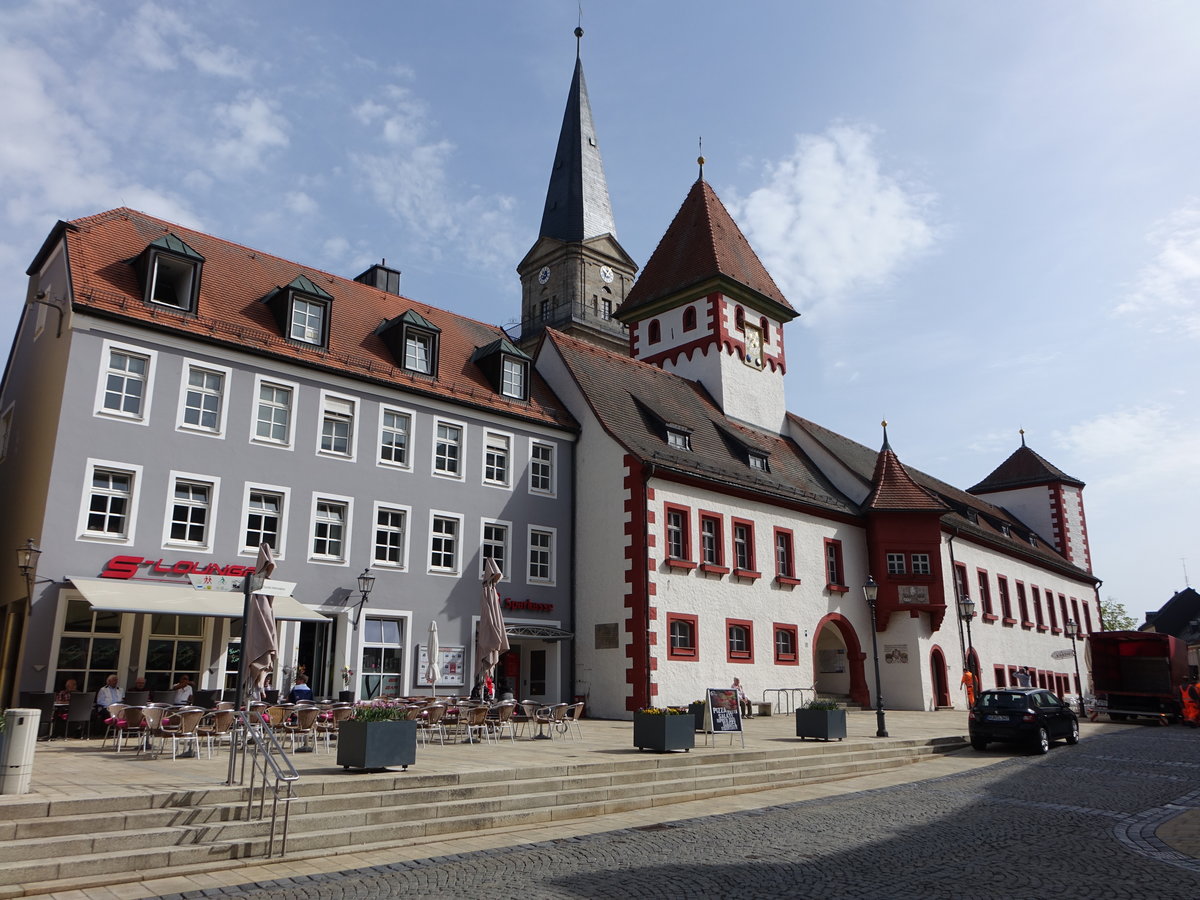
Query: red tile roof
53 208 574 430
865 443 949 513
617 179 795 320
968 444 1084 493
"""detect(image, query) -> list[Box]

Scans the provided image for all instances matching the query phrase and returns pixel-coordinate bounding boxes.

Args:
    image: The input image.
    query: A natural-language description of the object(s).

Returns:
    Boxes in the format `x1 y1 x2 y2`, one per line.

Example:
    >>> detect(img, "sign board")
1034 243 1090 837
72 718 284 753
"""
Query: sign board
705 688 743 734
186 575 296 597
1051 649 1075 660
417 644 466 687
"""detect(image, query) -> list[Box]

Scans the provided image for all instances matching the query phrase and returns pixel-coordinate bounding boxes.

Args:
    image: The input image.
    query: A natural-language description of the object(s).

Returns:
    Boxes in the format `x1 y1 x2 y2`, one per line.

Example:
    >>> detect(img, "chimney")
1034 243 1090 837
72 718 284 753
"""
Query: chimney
354 260 401 296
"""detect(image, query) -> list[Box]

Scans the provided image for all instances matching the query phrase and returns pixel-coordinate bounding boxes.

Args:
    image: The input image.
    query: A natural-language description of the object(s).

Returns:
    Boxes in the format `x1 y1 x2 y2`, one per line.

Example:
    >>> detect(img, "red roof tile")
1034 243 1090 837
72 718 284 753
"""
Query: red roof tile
968 444 1084 493
865 444 948 513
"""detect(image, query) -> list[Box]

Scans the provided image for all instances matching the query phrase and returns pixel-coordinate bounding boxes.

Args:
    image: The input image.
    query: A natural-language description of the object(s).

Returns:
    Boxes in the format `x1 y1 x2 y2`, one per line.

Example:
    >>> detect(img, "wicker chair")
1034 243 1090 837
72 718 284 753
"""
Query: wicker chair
417 704 448 746
487 701 518 743
196 709 236 757
315 705 353 753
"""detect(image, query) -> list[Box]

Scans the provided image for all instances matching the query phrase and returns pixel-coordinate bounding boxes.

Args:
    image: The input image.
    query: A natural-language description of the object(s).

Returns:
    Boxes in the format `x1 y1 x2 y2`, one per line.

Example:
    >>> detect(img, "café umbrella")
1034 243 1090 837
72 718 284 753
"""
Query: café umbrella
478 557 509 681
425 620 441 698
244 543 277 705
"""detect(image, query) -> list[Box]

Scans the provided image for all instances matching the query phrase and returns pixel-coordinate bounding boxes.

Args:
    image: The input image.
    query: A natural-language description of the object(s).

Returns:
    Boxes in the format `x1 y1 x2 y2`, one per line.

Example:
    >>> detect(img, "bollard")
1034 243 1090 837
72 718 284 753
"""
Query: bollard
0 708 41 794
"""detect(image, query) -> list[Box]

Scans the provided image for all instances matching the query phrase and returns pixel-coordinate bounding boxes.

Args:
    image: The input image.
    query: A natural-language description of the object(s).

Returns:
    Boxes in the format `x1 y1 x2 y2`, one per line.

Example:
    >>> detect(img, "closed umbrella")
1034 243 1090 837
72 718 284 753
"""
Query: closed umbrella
425 620 440 699
244 543 277 706
478 557 509 683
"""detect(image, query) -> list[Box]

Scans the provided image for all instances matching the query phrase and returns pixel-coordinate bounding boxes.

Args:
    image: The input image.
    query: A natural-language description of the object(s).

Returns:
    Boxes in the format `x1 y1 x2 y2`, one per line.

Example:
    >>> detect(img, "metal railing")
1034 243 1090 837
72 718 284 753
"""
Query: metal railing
762 687 816 715
226 710 300 858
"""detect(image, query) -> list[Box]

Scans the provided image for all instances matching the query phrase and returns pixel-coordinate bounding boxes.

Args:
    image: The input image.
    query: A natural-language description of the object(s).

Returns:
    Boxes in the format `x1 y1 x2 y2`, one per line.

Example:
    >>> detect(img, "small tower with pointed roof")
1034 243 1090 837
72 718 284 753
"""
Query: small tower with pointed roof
516 27 636 354
615 171 798 433
968 430 1092 573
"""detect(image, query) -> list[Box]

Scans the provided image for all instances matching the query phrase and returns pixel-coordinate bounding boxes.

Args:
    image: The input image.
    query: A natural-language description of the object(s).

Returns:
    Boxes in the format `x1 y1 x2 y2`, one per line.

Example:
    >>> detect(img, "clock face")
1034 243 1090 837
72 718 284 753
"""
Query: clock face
599 265 614 284
538 266 551 285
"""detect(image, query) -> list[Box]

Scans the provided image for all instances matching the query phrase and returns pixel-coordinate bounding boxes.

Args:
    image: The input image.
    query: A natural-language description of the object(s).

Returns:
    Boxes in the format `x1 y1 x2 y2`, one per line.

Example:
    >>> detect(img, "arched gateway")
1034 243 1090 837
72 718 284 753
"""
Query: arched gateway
812 613 869 708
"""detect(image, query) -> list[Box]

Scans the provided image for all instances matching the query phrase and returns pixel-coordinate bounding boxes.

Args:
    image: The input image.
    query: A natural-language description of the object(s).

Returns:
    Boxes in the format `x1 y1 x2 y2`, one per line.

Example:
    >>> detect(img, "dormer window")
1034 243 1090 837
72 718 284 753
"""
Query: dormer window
262 275 334 348
1028 533 1038 547
405 331 433 373
501 357 526 399
376 309 442 378
470 336 531 401
966 509 979 525
667 426 691 451
136 234 203 313
748 451 769 472
1000 523 1011 537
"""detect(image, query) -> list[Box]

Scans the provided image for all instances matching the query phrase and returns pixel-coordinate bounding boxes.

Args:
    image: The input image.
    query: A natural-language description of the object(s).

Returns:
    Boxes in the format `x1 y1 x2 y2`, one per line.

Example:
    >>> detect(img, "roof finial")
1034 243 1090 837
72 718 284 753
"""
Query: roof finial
881 419 890 450
698 136 705 180
575 19 583 59
1019 428 1026 447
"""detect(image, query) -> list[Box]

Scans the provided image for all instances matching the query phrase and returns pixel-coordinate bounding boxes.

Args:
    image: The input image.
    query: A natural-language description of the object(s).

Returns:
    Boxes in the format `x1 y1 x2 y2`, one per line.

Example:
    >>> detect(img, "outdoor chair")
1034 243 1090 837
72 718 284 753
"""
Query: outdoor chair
134 705 167 756
534 703 570 739
101 703 129 751
487 701 517 743
150 690 176 703
516 700 540 738
283 705 320 753
315 705 353 753
196 709 235 756
59 691 97 740
462 704 492 744
154 707 206 759
21 692 56 740
417 704 447 746
563 701 585 740
122 690 150 707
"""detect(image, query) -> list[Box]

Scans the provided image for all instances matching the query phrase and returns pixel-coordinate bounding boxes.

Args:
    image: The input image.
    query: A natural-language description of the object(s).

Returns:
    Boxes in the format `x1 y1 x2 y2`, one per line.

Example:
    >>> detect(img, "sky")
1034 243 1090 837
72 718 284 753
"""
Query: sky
1 0 1197 624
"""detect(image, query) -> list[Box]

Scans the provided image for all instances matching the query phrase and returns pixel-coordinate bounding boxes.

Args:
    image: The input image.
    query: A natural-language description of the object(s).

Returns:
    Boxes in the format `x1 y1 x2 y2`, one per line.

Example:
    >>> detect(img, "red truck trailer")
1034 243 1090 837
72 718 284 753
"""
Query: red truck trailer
1088 631 1188 722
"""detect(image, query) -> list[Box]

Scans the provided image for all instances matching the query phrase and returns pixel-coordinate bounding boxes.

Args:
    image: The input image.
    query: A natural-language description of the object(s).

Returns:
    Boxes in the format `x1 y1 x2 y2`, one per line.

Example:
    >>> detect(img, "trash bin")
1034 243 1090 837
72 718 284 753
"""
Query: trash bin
337 690 354 704
0 708 40 795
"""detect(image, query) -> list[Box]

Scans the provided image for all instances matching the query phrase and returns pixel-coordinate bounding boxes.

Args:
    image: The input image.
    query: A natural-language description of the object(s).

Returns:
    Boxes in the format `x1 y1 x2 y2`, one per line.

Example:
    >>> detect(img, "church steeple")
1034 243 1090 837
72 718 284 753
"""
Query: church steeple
516 28 636 355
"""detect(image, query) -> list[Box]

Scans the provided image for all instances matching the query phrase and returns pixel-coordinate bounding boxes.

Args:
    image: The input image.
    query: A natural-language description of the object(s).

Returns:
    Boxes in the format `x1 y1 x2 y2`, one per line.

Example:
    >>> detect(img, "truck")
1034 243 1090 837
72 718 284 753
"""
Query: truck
1087 631 1188 722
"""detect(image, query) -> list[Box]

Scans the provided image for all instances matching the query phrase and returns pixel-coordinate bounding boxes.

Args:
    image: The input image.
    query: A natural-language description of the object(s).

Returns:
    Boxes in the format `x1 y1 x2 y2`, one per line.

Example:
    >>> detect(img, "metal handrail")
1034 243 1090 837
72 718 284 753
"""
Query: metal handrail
226 710 300 858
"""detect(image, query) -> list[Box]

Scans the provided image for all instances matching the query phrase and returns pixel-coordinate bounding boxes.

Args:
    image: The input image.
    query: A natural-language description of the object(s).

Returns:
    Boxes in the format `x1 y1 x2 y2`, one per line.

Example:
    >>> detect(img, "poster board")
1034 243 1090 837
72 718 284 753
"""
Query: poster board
416 644 466 687
705 688 744 747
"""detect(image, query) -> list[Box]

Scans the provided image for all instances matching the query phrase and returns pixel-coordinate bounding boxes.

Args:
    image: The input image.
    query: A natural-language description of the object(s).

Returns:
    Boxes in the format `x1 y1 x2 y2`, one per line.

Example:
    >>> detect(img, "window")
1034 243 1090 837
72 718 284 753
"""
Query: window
665 505 691 562
953 563 968 606
700 514 724 569
1016 582 1031 627
911 553 931 575
726 619 754 662
1032 587 1046 630
165 476 214 548
600 299 612 321
648 320 661 344
667 613 698 661
145 614 201 692
429 513 461 573
1083 601 1094 634
886 553 906 575
360 617 405 700
774 528 798 583
529 441 556 495
99 346 152 421
501 357 526 400
81 461 140 542
374 505 408 568
735 306 745 330
253 378 294 446
683 307 697 331
148 253 199 310
539 300 550 322
528 527 555 584
825 539 846 589
244 487 286 554
290 297 326 345
667 427 691 451
482 521 509 578
433 420 464 478
56 596 122 693
760 317 770 344
977 570 995 618
1048 589 1060 632
311 497 349 562
748 451 769 471
774 624 799 664
732 519 756 575
998 577 1014 622
483 432 512 487
178 362 230 435
378 407 412 468
319 394 356 458
1071 597 1081 632
0 405 11 463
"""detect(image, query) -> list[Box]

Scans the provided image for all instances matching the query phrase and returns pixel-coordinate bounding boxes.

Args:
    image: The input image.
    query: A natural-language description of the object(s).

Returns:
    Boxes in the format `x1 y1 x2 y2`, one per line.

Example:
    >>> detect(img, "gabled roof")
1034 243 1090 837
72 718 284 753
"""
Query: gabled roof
147 233 203 260
617 178 795 321
52 207 574 430
538 40 617 244
969 440 1084 493
544 329 854 516
865 432 949 513
1141 587 1200 638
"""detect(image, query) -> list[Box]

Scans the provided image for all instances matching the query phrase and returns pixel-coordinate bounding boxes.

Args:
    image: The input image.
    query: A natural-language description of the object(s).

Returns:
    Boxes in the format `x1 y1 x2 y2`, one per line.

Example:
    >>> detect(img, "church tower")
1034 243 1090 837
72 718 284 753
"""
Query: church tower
615 167 799 433
516 27 636 354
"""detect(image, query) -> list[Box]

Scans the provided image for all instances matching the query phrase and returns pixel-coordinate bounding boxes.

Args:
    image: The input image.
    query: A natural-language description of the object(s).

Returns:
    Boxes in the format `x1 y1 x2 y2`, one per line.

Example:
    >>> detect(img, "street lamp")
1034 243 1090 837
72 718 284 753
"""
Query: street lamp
4 539 47 707
958 593 976 662
16 538 42 579
1065 619 1085 716
351 568 376 631
863 575 888 738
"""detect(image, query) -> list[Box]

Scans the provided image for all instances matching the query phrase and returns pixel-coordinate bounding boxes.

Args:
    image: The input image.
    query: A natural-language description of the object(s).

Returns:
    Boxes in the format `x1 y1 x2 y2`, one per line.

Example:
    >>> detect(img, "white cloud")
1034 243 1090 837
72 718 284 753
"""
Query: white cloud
124 3 251 78
285 191 318 216
1115 202 1200 339
208 93 289 171
727 124 940 319
1053 405 1200 492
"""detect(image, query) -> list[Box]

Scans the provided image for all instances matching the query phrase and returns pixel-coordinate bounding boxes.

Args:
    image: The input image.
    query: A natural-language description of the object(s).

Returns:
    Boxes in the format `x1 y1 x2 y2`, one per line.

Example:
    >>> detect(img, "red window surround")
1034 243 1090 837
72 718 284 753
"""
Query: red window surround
773 623 799 665
726 618 754 663
666 613 699 661
663 503 695 569
998 576 1015 625
699 511 728 574
978 569 997 621
993 665 1007 688
824 538 848 592
1032 586 1047 631
731 518 759 579
1016 581 1032 629
773 527 801 586
1059 595 1069 633
1083 601 1094 634
1047 589 1060 633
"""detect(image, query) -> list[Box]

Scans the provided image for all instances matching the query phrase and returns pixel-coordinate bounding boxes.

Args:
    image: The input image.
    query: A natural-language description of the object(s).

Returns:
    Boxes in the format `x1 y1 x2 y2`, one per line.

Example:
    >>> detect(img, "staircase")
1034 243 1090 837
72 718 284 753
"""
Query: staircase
0 734 967 897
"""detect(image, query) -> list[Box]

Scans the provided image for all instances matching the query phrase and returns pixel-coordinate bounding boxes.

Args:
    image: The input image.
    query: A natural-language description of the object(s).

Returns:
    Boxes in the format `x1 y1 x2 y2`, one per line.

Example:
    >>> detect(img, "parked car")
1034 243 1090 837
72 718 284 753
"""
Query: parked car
968 687 1079 754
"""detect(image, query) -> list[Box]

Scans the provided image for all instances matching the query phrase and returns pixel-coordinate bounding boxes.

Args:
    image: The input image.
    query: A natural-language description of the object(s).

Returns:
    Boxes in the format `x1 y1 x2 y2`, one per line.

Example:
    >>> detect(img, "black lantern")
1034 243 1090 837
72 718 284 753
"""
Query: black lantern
863 575 888 738
352 568 376 630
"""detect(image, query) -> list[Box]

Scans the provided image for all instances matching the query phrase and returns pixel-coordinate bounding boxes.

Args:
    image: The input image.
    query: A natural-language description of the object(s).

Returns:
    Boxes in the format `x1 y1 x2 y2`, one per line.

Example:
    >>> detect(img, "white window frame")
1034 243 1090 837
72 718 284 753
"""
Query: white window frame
161 470 220 552
377 405 415 471
175 359 232 438
250 375 298 449
886 552 906 575
148 253 198 311
480 518 511 581
94 340 157 425
308 493 353 565
431 418 467 480
404 330 433 374
240 483 290 559
500 357 527 400
427 510 464 575
316 390 358 462
290 296 327 345
77 458 143 545
528 439 557 497
372 502 411 570
482 429 514 489
527 525 557 586
911 553 932 576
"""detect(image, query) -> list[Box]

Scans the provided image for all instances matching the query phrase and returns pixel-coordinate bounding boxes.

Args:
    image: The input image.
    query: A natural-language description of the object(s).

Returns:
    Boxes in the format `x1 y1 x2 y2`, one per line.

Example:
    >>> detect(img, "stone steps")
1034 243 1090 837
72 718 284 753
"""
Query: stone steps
0 734 966 896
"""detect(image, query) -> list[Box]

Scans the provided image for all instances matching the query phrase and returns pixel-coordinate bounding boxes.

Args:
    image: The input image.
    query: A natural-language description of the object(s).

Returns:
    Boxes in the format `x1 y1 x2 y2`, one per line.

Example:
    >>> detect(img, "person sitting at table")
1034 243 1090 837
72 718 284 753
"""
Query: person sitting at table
54 678 77 705
172 674 194 704
287 674 313 703
130 676 147 692
97 674 123 709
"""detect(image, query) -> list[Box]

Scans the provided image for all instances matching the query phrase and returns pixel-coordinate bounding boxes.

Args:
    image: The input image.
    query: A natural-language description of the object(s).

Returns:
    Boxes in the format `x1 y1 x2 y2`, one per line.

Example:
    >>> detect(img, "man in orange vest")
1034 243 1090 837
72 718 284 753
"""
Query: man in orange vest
1180 679 1200 727
960 668 977 707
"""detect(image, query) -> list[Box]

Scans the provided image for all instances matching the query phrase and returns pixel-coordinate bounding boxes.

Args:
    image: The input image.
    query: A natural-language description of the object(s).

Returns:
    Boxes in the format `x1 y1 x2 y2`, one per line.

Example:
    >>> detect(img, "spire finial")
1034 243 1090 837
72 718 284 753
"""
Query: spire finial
698 136 705 180
575 21 583 59
881 419 890 450
1019 428 1026 447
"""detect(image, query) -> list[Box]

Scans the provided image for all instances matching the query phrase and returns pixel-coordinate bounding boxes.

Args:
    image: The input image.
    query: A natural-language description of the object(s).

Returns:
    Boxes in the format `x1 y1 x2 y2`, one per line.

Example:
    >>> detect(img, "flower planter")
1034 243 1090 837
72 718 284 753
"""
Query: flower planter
633 712 694 752
688 701 707 732
795 708 847 741
337 719 417 770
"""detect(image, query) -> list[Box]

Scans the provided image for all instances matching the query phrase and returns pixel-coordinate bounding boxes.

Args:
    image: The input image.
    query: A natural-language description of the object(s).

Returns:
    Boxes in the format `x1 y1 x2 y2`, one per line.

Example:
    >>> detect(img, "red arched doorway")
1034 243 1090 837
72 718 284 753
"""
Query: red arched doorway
930 645 951 708
812 613 869 708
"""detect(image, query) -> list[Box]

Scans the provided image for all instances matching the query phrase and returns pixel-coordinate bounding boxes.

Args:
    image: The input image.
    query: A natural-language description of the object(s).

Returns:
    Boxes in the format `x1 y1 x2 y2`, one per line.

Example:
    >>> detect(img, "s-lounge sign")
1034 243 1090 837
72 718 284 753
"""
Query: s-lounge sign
101 555 257 580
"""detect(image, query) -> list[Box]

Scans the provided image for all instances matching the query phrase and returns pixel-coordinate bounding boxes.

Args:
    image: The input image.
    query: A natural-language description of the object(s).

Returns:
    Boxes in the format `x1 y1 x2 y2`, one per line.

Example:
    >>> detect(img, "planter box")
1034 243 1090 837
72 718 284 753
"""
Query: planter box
336 719 417 770
633 712 694 752
688 702 706 732
795 708 847 741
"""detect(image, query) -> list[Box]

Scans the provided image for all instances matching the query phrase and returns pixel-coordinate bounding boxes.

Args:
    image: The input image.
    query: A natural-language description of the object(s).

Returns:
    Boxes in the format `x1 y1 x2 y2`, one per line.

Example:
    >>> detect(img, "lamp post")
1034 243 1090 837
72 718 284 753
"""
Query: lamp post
4 539 45 707
351 568 376 631
863 575 888 738
1065 619 1085 716
958 594 976 664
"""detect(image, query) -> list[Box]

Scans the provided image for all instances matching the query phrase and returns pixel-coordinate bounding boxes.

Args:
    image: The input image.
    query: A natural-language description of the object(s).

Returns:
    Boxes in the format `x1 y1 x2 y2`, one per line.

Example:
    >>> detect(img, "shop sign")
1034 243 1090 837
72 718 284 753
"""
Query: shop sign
101 554 256 580
503 598 554 613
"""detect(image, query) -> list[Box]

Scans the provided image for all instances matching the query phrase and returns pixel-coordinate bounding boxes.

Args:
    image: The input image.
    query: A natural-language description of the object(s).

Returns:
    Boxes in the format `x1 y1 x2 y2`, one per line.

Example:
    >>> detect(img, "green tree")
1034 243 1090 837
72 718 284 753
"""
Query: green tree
1100 597 1137 631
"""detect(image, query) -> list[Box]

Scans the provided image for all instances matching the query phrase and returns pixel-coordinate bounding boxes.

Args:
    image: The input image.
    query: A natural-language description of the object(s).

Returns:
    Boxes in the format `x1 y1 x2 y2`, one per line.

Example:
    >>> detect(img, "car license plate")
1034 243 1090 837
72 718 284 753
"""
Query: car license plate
986 714 1008 722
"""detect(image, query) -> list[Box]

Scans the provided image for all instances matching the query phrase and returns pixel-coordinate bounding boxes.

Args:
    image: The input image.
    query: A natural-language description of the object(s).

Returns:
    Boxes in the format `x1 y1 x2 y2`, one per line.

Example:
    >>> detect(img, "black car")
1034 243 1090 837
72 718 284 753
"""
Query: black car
968 687 1079 754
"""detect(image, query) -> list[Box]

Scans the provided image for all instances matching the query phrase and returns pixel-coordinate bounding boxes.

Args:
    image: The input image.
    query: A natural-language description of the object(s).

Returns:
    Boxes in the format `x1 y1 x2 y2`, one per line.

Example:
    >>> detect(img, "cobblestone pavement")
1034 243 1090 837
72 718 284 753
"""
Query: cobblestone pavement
183 728 1200 899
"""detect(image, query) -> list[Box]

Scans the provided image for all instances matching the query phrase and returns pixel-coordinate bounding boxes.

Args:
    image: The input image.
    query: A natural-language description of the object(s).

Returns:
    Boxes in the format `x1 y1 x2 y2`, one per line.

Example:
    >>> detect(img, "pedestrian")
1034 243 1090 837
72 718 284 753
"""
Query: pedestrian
1181 679 1200 727
1014 666 1031 687
960 668 976 707
484 673 495 701
732 677 753 718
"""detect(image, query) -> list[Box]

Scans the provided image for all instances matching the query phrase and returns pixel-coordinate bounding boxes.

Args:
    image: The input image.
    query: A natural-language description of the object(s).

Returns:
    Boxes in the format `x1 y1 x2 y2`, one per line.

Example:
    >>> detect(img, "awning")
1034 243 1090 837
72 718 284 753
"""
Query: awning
68 577 327 622
505 623 574 641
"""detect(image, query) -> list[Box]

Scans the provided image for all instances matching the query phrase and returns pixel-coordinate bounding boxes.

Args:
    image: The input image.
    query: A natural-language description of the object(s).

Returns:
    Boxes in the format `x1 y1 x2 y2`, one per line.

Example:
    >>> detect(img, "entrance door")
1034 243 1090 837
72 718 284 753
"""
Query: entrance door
497 648 520 700
297 619 333 697
526 648 547 703
931 647 950 708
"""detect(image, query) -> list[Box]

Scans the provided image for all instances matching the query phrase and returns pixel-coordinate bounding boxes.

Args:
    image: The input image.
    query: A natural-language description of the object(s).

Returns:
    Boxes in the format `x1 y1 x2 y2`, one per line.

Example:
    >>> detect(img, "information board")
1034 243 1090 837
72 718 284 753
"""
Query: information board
417 644 466 687
706 687 743 734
